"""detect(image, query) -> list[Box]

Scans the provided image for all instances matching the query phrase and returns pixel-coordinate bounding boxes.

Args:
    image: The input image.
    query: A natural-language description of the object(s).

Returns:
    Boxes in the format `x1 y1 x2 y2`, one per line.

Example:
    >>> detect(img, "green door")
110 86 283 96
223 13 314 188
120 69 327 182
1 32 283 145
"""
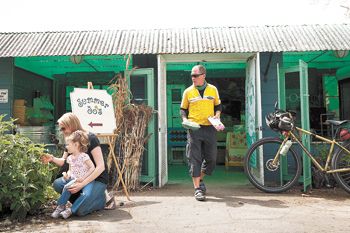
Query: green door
246 54 262 147
166 84 185 128
126 68 156 185
245 54 263 179
277 60 311 192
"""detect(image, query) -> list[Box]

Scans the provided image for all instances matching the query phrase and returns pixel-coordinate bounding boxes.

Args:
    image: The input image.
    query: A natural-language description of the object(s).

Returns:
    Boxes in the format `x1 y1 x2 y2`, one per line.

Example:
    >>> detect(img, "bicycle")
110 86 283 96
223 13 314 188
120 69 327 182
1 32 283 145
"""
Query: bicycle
244 104 350 193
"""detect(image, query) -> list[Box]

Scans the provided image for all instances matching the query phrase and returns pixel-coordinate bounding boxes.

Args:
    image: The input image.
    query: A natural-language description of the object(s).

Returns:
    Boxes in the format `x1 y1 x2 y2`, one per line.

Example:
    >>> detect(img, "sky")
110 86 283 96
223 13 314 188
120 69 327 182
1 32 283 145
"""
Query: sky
1 0 350 32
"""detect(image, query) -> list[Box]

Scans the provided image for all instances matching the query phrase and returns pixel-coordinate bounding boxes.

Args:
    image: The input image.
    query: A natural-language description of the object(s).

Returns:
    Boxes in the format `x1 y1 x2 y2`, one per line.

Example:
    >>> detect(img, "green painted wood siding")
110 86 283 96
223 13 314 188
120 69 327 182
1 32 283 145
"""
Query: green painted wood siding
0 58 14 119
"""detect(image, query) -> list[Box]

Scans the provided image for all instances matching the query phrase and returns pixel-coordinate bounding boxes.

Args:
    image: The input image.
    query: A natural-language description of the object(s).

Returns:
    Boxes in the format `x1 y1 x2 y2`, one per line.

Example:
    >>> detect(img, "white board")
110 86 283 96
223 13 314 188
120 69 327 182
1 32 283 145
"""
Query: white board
70 88 116 134
0 89 8 103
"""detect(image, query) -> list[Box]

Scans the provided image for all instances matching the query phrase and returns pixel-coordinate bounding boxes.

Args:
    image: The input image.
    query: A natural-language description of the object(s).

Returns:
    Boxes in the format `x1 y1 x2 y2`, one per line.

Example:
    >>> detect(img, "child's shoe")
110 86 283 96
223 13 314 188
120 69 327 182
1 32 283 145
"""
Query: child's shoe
51 205 65 218
60 207 72 219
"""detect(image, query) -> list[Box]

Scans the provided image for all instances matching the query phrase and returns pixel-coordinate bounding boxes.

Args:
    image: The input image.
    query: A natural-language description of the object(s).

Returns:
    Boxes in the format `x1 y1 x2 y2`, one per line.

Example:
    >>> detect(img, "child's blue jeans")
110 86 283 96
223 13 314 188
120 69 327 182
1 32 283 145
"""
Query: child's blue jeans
54 177 106 216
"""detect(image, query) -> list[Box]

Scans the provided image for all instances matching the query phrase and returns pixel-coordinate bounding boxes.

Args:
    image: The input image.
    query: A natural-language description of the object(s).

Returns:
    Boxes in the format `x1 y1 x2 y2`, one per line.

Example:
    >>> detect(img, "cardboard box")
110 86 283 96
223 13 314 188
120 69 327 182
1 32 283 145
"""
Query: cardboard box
14 99 26 106
13 106 27 125
226 131 247 147
225 130 247 167
225 156 244 167
227 147 247 158
169 147 186 164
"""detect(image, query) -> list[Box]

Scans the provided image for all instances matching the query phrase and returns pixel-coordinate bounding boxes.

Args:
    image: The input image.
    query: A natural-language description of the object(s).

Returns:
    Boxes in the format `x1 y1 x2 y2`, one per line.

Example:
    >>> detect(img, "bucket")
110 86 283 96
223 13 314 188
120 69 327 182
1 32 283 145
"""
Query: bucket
17 126 52 144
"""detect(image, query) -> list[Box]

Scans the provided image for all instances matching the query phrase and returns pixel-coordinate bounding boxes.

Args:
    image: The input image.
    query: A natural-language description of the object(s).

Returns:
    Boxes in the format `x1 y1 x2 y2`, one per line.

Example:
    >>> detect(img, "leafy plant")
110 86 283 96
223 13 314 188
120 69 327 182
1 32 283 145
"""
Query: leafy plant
0 115 54 221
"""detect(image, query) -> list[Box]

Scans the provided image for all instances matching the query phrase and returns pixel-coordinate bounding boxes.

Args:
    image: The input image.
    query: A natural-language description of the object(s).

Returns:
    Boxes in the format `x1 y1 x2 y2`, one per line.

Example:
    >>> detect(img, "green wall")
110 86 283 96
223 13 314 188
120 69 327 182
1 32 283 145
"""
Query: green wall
0 58 14 119
53 71 116 119
14 67 53 107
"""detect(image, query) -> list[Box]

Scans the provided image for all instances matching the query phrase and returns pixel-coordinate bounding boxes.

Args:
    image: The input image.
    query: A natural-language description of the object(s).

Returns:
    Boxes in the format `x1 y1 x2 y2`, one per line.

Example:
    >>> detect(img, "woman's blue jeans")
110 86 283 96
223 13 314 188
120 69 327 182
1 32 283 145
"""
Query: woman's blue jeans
53 177 106 216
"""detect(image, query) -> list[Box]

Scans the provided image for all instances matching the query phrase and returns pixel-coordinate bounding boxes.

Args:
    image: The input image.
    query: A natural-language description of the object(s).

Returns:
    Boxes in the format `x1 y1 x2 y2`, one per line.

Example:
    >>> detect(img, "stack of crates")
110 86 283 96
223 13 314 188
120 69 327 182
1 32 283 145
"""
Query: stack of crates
168 128 187 164
169 147 187 164
13 99 27 125
225 125 247 167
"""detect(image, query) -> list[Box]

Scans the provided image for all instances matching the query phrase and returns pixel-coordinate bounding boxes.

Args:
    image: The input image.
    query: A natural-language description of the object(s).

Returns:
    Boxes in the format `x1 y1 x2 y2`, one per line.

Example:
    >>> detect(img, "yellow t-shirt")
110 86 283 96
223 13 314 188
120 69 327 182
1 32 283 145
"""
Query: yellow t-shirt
181 84 221 125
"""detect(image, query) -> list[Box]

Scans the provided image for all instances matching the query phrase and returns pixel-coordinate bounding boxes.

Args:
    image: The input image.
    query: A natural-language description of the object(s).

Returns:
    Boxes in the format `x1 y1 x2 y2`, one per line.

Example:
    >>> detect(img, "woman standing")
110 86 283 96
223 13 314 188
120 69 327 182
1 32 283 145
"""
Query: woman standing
42 112 108 216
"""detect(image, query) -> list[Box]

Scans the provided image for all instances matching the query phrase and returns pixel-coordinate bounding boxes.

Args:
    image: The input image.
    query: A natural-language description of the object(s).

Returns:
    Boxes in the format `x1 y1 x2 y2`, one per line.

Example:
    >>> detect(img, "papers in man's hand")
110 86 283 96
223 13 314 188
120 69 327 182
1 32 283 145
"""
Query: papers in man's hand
182 120 200 130
208 117 225 131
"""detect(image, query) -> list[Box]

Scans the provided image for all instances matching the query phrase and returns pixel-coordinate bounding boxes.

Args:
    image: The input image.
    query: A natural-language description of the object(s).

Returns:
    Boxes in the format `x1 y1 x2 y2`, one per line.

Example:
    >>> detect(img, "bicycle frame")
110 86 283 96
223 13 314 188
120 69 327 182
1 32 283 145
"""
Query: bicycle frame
272 127 350 174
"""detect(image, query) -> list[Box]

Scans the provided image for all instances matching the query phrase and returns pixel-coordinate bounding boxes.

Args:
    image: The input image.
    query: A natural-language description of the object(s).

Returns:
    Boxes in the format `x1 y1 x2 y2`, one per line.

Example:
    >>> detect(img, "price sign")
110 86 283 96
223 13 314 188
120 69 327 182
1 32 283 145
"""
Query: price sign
0 89 8 103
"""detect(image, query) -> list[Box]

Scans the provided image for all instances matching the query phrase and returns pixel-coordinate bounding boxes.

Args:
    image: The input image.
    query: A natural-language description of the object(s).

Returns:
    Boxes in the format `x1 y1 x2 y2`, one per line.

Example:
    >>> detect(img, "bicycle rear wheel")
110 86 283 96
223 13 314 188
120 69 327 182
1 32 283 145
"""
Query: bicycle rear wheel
244 137 302 193
331 142 350 193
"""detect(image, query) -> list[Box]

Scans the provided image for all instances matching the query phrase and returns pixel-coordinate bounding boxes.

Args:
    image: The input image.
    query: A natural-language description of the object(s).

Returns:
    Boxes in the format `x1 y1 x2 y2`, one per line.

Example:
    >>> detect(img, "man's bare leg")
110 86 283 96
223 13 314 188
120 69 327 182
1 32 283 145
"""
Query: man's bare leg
192 172 205 188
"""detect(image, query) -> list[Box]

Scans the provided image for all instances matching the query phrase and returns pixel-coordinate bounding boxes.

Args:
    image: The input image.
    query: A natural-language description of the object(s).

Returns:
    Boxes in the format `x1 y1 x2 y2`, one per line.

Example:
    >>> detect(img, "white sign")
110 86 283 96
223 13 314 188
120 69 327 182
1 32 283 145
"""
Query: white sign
70 88 116 134
0 89 8 103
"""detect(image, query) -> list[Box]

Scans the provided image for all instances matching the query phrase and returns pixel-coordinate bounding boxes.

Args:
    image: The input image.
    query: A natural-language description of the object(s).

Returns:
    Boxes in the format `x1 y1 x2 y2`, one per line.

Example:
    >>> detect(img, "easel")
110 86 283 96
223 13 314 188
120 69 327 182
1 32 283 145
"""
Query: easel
87 82 130 201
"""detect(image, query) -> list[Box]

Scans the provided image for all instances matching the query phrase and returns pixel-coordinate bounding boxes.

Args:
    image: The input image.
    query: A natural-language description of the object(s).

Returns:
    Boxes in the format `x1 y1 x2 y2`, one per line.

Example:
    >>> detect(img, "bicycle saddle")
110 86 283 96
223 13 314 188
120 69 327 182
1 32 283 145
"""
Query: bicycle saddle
325 120 348 126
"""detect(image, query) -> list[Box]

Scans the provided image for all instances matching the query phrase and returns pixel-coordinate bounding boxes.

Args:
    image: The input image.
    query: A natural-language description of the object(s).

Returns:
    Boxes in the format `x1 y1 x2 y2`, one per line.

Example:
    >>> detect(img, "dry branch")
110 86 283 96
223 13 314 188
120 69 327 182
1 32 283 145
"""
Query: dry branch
108 70 153 191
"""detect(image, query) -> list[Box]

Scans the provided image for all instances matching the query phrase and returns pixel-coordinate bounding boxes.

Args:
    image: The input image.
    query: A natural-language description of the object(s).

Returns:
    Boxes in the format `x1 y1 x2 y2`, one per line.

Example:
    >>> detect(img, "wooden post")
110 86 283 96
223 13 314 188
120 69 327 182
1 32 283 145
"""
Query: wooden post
97 133 131 201
87 82 94 89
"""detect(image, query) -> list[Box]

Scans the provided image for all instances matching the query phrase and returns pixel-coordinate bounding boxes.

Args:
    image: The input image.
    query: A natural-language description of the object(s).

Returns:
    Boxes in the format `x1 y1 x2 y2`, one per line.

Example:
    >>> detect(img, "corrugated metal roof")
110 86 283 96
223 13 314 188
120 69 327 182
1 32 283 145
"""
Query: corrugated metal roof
1 24 350 57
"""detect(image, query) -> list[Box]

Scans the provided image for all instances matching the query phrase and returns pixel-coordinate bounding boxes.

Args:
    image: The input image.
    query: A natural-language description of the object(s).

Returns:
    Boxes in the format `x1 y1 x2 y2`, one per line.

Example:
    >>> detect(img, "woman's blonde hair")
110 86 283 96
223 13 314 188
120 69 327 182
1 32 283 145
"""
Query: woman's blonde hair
66 130 89 153
57 112 85 132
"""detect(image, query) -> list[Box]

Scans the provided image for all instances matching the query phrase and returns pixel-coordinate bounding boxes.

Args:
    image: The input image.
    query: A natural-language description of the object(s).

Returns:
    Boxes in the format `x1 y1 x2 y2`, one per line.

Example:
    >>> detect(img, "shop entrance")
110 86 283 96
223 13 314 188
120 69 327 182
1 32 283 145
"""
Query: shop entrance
167 63 245 163
158 53 258 186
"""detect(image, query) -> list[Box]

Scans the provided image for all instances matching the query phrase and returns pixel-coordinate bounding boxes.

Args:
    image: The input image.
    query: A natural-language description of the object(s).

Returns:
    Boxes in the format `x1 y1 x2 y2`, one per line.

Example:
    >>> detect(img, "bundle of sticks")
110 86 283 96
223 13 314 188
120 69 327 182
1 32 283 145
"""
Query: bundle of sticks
120 104 153 190
109 72 153 191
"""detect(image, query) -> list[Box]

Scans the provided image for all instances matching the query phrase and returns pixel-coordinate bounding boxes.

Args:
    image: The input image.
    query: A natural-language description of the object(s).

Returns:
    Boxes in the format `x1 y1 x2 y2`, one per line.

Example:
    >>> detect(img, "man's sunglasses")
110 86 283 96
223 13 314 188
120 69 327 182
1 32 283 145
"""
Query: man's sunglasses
59 127 66 131
191 73 203 78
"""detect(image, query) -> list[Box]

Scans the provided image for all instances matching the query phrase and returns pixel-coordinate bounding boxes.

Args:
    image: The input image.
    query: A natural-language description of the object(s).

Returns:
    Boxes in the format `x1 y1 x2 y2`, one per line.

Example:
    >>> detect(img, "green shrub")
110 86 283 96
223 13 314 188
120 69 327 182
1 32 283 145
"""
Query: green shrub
0 115 54 221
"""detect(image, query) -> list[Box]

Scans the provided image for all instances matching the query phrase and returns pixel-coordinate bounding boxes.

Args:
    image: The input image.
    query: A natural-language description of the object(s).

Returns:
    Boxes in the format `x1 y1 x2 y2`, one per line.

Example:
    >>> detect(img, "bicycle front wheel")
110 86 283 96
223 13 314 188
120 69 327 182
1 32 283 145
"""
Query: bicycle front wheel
244 137 302 193
331 142 350 193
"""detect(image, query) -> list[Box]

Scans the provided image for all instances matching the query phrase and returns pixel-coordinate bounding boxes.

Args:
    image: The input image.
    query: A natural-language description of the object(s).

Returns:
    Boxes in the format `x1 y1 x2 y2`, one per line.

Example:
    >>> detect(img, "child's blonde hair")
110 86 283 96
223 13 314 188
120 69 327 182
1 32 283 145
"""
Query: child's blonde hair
66 130 89 153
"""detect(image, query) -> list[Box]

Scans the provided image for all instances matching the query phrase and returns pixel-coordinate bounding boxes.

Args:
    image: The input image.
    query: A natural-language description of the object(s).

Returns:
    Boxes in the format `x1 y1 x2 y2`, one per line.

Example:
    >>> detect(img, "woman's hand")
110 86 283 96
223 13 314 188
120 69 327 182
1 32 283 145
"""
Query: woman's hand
67 181 84 194
41 153 53 164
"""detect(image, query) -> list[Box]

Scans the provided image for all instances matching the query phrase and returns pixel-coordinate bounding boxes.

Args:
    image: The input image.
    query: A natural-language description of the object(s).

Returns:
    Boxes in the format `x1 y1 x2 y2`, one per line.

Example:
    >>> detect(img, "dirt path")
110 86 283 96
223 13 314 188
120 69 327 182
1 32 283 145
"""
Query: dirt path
2 184 350 233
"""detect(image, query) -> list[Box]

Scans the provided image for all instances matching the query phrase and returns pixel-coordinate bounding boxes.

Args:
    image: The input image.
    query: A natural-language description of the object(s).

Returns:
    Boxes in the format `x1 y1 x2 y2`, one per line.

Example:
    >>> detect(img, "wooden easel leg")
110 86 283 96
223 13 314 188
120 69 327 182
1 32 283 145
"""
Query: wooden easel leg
114 156 126 189
108 136 131 201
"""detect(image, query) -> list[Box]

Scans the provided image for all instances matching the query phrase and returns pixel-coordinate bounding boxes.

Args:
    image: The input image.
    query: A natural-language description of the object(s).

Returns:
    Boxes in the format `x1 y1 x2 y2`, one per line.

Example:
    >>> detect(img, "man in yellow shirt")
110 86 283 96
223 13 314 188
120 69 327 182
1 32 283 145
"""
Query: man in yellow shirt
180 65 222 201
